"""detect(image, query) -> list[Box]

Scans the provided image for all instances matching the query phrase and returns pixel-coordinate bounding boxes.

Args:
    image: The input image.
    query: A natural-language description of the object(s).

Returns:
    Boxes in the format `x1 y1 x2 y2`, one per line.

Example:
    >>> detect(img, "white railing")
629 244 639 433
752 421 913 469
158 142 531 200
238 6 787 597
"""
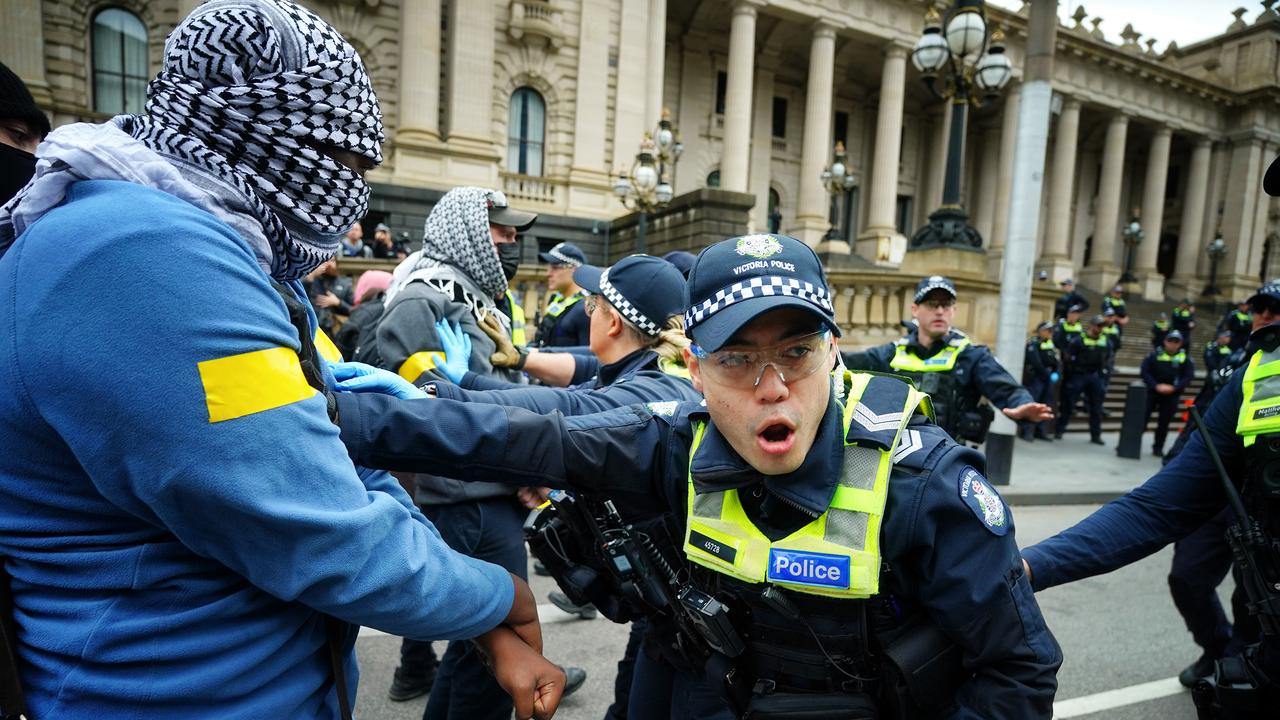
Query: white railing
501 172 561 206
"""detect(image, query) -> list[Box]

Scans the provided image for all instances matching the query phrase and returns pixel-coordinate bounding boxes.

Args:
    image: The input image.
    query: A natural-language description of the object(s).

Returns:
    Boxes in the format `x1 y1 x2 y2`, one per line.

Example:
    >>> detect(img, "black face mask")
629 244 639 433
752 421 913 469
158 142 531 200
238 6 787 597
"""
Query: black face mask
0 143 37 206
498 240 522 282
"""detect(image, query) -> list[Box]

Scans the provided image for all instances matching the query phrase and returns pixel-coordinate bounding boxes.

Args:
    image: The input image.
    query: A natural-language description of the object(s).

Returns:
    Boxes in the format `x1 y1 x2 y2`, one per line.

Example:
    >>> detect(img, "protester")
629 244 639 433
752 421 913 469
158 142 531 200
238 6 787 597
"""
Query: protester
342 220 373 257
0 61 50 205
0 2 562 718
306 256 355 340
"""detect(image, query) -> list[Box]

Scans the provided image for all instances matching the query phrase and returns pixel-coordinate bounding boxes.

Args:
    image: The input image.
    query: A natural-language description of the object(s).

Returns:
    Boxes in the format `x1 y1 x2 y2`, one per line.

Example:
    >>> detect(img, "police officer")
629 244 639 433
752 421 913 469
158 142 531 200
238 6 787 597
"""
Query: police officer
1205 329 1237 376
1173 298 1197 345
1055 315 1111 443
1219 300 1253 351
1103 285 1130 326
1054 303 1085 350
1101 308 1123 395
534 242 592 348
335 234 1063 719
1142 330 1195 457
1021 321 1060 442
1054 278 1088 319
843 275 1053 444
1019 162 1280 720
1152 311 1172 348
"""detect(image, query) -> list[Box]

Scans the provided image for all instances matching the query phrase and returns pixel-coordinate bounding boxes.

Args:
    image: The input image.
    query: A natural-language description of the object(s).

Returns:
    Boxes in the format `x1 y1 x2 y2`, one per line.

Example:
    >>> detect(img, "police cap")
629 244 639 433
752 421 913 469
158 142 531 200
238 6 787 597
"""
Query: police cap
914 275 958 303
683 234 839 352
1247 281 1280 307
1036 321 1054 332
1165 329 1184 342
538 242 587 267
1088 315 1105 326
574 254 687 337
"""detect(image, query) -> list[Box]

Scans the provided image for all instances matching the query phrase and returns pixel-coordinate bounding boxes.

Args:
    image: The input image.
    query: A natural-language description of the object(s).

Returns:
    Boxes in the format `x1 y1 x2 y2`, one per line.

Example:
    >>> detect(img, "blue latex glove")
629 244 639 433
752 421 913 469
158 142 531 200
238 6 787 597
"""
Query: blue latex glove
330 361 428 400
434 319 473 385
1050 372 1060 383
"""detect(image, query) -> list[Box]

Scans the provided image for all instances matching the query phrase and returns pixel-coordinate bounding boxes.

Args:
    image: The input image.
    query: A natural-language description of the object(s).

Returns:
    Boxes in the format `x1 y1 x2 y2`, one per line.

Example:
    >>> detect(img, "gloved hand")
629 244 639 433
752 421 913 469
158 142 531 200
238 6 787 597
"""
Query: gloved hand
330 361 429 400
1050 372 1060 383
480 311 524 369
434 319 473 384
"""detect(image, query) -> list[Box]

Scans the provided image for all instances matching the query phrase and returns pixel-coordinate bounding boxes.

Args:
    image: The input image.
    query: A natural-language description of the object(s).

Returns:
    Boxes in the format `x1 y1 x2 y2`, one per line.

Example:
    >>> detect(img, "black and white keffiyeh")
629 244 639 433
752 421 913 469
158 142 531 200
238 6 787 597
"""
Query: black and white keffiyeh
0 0 384 281
416 187 509 299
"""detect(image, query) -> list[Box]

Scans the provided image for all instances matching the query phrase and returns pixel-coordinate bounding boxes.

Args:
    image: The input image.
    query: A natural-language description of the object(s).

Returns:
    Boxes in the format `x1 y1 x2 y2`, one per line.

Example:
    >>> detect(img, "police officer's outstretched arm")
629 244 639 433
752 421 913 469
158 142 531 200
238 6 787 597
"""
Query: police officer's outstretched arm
336 391 679 514
841 343 893 372
1020 372 1245 590
887 437 1061 718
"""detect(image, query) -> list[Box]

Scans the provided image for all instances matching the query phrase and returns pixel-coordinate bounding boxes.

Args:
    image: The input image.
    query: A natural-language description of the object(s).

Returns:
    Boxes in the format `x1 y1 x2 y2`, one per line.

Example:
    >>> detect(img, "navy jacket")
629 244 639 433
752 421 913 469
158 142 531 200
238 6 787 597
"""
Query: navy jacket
433 348 700 414
843 331 1034 412
1140 349 1194 392
336 377 1062 719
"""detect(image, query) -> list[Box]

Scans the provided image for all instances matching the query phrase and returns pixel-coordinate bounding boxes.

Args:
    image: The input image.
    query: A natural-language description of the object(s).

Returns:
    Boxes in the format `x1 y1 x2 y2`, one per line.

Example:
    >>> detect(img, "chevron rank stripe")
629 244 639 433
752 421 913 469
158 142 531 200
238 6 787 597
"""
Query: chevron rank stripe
684 275 832 329
852 403 905 433
891 429 924 463
600 267 660 336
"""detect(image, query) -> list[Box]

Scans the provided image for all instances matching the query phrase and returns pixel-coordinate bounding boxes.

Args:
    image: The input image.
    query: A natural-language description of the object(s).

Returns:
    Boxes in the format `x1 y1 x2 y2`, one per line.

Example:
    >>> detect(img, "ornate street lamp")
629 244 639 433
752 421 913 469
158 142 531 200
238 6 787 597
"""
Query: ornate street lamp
820 142 856 241
1119 217 1144 283
614 109 682 253
1204 232 1228 297
909 0 1013 249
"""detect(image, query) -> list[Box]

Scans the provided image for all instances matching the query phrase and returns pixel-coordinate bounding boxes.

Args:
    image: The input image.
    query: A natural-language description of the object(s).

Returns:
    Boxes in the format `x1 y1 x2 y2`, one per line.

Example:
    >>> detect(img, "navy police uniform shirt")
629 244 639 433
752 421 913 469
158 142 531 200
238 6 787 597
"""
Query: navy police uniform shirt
336 376 1063 719
842 329 1034 412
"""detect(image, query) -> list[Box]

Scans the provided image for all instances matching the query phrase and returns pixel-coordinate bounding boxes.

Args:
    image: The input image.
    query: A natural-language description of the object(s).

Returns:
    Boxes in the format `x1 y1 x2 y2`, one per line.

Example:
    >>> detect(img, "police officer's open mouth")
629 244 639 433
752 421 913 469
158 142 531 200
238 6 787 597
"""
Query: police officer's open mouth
758 422 796 454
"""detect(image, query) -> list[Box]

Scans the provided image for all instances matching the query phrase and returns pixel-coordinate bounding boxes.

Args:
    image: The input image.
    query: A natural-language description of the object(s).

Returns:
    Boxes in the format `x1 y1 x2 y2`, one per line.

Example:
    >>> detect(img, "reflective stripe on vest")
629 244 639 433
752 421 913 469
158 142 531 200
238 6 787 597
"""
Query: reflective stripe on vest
1060 321 1082 334
1156 350 1187 366
506 290 528 346
1235 311 1250 324
1082 336 1108 348
1039 339 1056 351
1102 326 1120 337
888 337 972 373
1236 348 1280 447
683 371 925 599
545 291 584 318
1154 321 1169 330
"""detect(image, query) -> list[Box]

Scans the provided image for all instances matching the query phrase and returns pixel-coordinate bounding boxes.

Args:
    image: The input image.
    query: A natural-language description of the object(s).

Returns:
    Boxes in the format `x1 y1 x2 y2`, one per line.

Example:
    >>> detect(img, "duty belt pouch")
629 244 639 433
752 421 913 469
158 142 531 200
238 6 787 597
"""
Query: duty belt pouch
878 613 965 714
743 691 878 720
955 404 993 444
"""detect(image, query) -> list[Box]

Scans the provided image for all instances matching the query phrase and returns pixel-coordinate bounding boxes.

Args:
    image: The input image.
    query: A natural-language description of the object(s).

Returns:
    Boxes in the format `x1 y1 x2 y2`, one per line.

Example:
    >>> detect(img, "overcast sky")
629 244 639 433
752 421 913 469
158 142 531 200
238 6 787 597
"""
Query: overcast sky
987 1 1257 49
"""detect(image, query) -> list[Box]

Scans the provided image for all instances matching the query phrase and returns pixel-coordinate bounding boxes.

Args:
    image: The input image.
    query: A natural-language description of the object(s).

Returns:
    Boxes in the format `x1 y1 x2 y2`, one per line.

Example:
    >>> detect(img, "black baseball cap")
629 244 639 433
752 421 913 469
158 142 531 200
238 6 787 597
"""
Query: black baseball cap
573 254 687 336
538 241 586 267
684 234 839 352
486 191 538 231
1060 278 1075 286
914 275 957 303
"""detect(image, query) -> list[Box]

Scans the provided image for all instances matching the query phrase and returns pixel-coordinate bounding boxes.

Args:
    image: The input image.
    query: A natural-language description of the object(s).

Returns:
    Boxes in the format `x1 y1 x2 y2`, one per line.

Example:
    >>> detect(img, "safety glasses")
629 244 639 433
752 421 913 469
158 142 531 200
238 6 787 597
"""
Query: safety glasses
691 330 833 389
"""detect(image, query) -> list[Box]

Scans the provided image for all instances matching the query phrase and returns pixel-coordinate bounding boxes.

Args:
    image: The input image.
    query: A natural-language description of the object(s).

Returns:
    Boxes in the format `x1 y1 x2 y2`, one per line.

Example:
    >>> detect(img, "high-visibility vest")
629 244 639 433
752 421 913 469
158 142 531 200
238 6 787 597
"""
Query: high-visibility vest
888 336 972 373
683 371 926 599
1236 347 1280 447
505 290 527 346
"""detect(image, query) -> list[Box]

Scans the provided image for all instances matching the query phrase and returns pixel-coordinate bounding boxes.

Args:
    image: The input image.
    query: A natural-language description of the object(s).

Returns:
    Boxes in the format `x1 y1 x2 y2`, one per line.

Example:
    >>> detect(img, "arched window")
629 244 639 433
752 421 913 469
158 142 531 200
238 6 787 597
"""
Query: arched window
706 170 720 188
93 8 148 115
507 87 545 176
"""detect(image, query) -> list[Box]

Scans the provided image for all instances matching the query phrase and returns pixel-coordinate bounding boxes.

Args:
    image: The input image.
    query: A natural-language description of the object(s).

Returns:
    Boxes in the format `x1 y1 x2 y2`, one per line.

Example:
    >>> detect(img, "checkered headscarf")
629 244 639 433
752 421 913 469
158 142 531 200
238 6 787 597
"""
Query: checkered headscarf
417 187 509 299
120 0 384 281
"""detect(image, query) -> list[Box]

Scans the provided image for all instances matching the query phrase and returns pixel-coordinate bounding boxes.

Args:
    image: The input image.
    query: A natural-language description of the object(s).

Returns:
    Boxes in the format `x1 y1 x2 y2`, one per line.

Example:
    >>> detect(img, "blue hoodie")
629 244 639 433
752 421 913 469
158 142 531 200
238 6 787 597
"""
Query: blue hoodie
0 180 514 718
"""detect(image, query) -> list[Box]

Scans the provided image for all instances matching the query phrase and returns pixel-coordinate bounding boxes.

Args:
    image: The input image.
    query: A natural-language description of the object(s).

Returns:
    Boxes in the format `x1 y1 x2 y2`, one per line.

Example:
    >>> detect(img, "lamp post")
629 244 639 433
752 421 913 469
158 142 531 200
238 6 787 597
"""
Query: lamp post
909 0 1013 249
1204 233 1228 298
1119 217 1144 283
614 109 682 254
820 142 856 241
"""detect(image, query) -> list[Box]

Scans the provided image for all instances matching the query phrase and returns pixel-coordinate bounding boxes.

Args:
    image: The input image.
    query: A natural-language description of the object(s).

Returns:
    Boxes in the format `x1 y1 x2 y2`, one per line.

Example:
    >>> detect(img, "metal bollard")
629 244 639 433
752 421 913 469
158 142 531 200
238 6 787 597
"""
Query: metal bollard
1116 381 1147 460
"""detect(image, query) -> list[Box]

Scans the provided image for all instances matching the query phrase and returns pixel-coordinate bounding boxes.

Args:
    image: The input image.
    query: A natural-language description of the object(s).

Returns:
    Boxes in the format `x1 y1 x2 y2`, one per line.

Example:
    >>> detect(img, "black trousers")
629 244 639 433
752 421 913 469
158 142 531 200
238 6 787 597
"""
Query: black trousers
1057 372 1105 439
1144 389 1182 452
1022 375 1056 437
1168 508 1260 658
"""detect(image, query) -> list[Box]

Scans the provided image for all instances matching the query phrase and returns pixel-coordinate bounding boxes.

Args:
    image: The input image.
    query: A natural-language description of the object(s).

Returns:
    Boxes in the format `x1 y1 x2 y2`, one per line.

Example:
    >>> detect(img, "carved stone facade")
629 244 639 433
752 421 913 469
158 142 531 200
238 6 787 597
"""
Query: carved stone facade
7 0 1280 308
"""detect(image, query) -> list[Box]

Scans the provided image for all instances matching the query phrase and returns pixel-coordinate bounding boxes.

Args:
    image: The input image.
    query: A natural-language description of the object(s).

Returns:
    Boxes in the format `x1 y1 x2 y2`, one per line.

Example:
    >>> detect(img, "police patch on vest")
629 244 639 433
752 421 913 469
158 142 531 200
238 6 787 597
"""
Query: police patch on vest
959 466 1008 536
767 548 851 589
1254 405 1280 421
689 529 737 564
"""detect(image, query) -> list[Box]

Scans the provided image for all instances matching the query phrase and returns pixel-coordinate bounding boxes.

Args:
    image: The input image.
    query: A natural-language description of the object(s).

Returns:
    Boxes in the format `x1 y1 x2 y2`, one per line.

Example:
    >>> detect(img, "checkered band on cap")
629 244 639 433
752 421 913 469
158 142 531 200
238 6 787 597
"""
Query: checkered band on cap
600 267 660 336
684 275 833 329
547 243 581 267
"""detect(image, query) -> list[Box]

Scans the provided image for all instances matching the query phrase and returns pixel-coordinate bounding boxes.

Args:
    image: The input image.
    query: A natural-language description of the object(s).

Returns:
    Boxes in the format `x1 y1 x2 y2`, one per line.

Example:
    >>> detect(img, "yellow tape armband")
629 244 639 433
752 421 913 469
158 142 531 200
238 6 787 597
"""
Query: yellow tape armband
198 346 316 423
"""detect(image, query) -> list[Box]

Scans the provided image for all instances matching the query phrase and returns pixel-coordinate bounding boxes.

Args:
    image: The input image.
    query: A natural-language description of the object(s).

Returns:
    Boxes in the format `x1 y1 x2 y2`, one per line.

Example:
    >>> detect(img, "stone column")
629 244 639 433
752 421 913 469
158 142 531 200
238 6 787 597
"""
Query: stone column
989 89 1020 255
397 0 442 145
720 0 760 193
1037 97 1078 281
922 105 951 216
1248 153 1273 281
1220 136 1265 298
795 21 839 247
1170 138 1212 295
854 43 909 263
748 64 776 232
1080 113 1129 290
444 0 500 179
1135 125 1173 299
0 0 50 106
611 0 650 178
645 0 668 124
973 124 1002 246
566 0 613 214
